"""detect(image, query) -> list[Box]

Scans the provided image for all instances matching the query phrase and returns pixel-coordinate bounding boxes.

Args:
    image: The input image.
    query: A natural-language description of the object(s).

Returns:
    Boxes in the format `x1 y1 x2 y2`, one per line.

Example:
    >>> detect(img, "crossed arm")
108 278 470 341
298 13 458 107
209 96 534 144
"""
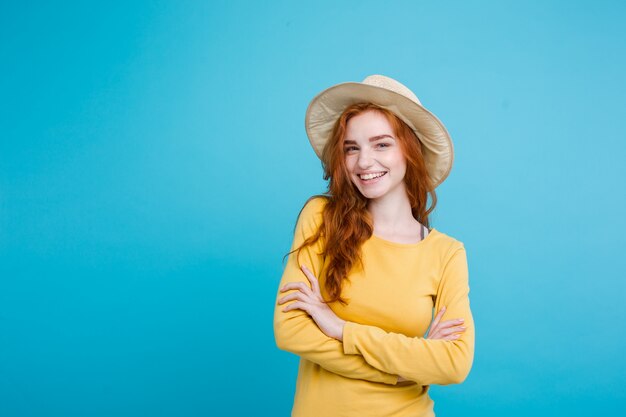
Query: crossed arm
273 200 398 384
273 198 475 386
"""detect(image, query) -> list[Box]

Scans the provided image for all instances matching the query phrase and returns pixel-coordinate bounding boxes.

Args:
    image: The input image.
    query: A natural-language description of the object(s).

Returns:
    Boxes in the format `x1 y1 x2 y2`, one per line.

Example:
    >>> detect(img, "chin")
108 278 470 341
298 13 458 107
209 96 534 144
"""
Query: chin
357 188 386 200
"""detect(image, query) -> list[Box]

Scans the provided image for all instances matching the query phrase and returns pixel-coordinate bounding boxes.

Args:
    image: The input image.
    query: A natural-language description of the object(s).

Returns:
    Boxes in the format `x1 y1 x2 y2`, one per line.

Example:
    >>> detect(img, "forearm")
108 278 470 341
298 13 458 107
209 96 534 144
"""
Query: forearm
342 318 474 385
274 300 399 384
274 197 399 385
341 245 475 386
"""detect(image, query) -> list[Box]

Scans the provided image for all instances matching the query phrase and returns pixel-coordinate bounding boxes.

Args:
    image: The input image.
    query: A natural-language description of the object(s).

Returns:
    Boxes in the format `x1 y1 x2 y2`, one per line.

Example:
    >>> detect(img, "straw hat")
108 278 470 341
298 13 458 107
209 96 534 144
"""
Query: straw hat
305 74 454 188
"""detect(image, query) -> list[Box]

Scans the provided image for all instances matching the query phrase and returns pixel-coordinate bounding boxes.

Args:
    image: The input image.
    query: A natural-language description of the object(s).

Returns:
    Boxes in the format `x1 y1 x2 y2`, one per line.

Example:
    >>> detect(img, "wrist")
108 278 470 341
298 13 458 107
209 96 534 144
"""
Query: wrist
336 318 346 341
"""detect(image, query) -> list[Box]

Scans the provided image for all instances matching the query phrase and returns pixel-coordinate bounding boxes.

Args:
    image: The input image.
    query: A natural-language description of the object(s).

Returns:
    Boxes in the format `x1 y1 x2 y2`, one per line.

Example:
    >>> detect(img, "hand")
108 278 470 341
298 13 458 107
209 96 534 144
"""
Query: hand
396 306 466 383
425 306 466 341
277 265 346 341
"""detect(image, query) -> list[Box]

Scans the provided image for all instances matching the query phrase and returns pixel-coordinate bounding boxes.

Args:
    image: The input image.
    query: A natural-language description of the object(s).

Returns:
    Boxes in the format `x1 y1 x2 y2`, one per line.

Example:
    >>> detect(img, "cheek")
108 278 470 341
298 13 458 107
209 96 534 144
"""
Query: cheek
393 156 408 180
344 156 356 173
343 157 357 183
389 152 407 171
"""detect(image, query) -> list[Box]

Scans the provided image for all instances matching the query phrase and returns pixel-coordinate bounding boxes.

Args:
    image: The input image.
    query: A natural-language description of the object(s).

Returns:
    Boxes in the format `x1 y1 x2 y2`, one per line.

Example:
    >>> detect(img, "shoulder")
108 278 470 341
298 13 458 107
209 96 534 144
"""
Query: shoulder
297 194 329 222
429 230 470 287
429 228 466 260
291 195 329 237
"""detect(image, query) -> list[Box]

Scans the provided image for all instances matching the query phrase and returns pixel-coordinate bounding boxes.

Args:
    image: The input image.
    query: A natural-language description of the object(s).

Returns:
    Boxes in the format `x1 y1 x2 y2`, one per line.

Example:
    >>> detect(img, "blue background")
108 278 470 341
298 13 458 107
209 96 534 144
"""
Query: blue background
1 1 625 416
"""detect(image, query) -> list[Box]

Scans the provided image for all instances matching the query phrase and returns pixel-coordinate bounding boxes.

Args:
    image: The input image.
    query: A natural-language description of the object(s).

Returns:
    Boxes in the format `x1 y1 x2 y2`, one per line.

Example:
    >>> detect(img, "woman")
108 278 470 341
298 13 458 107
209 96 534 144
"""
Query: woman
273 75 475 417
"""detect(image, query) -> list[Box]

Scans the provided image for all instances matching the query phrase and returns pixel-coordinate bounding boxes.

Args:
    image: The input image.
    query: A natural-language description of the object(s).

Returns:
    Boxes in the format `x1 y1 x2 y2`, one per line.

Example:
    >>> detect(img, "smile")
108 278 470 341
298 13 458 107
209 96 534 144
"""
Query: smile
358 172 387 180
358 172 387 183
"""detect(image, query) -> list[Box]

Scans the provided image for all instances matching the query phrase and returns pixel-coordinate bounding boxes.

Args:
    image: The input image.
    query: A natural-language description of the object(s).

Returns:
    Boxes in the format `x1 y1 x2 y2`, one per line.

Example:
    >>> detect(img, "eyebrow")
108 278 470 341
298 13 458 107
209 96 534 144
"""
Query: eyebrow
344 134 395 145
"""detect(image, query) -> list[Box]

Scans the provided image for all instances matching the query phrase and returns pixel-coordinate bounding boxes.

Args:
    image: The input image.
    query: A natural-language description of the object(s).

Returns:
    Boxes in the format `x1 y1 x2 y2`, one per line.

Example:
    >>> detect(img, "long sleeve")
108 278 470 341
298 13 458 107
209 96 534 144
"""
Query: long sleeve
342 244 475 386
273 197 399 385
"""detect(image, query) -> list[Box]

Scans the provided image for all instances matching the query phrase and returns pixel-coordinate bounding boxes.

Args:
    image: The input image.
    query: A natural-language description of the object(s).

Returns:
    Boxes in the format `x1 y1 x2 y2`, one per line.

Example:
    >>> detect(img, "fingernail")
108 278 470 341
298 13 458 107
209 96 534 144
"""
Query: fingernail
458 319 464 323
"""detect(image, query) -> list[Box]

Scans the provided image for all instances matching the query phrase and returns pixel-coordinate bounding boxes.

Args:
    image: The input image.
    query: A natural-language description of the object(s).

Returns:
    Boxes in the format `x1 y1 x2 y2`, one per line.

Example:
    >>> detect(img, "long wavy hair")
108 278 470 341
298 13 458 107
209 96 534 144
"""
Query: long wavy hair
288 103 437 305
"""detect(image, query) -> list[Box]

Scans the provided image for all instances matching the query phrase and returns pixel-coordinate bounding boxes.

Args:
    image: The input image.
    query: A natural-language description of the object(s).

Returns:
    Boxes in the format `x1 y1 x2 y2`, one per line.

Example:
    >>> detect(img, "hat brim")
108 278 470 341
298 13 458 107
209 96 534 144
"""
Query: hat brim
305 82 454 188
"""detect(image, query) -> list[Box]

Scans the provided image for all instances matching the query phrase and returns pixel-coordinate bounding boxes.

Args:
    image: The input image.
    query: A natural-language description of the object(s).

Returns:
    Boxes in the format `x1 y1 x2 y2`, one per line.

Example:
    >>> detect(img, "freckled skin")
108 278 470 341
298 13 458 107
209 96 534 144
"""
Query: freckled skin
343 111 408 202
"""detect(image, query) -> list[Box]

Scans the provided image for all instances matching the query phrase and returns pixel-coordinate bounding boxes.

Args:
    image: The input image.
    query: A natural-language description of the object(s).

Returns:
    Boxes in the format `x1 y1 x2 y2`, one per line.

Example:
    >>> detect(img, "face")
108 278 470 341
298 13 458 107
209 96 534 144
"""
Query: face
343 110 407 201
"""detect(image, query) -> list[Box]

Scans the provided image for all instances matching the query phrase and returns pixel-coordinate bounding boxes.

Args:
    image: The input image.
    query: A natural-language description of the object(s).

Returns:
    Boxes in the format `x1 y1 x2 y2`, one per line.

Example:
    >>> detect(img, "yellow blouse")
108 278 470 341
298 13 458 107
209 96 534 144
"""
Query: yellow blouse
274 196 475 417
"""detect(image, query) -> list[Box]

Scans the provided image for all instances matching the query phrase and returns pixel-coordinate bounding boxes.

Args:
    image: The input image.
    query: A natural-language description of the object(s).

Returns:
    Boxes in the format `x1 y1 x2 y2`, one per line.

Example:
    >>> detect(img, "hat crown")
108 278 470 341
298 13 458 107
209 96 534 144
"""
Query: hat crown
305 74 453 188
362 74 422 105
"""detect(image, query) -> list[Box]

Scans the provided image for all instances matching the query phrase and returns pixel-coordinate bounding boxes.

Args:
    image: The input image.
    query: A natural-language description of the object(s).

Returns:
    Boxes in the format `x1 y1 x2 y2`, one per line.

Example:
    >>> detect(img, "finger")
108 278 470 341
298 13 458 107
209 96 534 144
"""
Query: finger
428 319 464 340
300 265 321 295
277 291 310 305
435 318 465 329
280 281 312 295
430 306 446 329
427 326 446 339
282 300 310 314
429 322 465 339
438 325 466 337
428 327 464 340
280 282 308 292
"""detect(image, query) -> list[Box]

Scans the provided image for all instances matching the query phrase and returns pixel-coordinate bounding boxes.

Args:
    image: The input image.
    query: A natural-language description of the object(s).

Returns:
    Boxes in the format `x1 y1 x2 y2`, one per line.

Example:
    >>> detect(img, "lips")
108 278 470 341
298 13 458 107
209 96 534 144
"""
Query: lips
358 172 387 180
357 172 387 184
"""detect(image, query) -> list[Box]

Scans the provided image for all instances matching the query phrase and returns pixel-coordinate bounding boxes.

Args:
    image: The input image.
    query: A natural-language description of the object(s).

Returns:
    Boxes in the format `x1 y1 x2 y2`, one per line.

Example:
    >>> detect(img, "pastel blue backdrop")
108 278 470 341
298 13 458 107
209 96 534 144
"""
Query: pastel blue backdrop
1 1 625 416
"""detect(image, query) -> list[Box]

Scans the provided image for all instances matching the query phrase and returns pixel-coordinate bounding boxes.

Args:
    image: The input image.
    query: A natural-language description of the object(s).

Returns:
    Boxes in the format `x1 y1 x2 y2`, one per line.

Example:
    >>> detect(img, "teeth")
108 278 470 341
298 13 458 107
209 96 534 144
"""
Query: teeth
359 172 386 180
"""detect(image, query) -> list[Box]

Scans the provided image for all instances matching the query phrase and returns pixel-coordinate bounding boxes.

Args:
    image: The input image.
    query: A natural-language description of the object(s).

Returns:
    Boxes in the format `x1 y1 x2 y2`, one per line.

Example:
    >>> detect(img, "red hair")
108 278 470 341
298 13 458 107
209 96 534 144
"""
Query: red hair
290 103 437 305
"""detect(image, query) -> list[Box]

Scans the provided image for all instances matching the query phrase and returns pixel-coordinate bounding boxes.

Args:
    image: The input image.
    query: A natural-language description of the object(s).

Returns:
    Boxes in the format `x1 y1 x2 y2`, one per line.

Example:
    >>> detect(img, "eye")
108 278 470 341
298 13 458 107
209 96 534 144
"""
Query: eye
377 142 391 149
344 146 359 153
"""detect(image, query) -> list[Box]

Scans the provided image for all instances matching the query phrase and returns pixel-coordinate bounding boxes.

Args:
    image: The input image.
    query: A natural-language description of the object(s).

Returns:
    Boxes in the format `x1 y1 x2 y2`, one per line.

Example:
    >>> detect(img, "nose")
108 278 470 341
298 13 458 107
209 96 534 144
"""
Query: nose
357 148 374 169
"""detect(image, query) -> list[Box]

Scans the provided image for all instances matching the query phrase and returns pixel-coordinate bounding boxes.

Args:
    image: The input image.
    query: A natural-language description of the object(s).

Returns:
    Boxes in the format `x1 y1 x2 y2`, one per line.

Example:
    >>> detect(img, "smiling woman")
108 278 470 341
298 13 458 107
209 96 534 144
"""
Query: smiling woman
343 109 408 202
273 75 474 417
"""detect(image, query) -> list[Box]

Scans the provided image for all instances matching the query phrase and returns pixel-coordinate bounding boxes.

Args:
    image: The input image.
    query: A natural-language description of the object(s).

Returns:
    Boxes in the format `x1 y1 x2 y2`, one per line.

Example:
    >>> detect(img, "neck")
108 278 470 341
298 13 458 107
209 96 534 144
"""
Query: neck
367 187 416 233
